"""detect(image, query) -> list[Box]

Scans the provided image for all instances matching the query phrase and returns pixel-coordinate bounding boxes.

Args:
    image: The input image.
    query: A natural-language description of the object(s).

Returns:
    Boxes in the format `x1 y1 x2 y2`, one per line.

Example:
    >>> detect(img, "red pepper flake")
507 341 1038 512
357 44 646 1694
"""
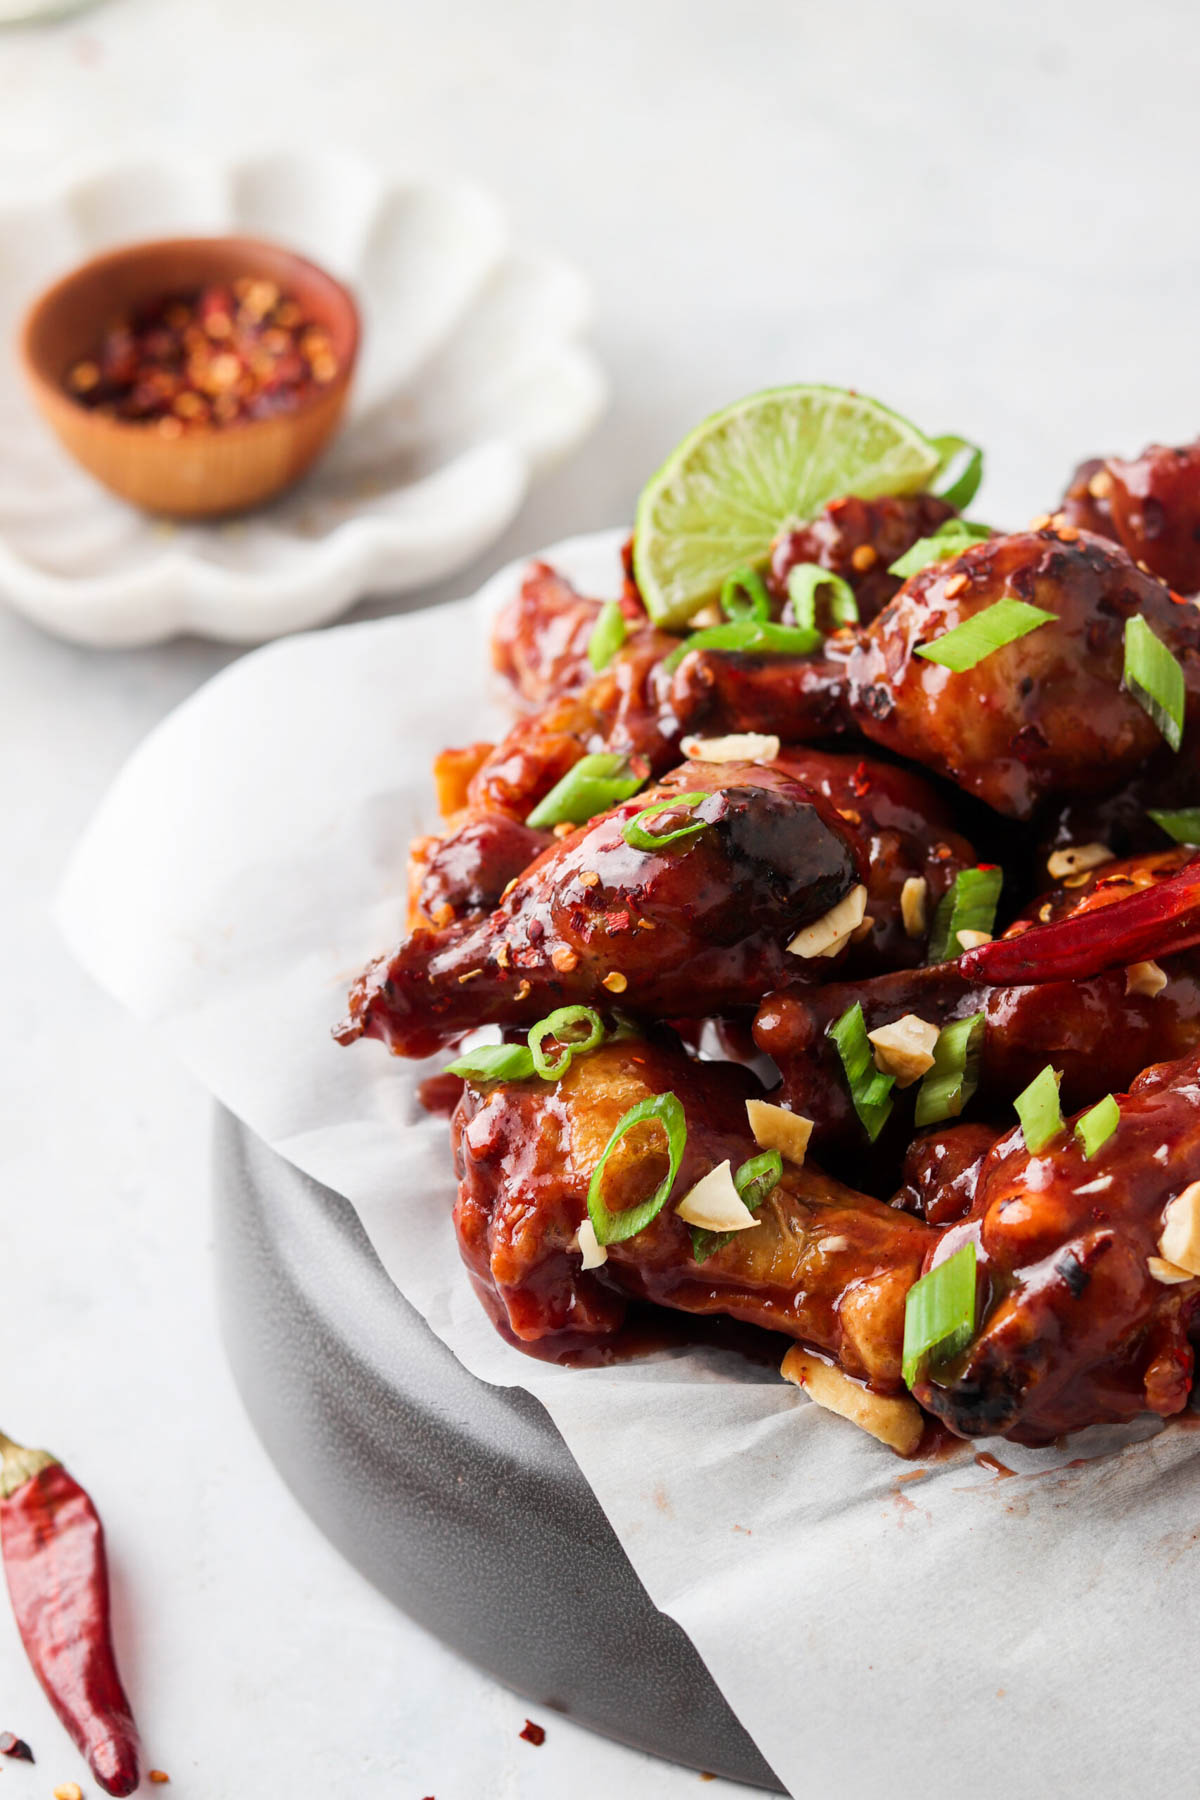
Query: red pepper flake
606 910 632 934
64 279 340 430
850 761 873 798
519 1719 546 1747
0 1731 33 1761
944 572 969 599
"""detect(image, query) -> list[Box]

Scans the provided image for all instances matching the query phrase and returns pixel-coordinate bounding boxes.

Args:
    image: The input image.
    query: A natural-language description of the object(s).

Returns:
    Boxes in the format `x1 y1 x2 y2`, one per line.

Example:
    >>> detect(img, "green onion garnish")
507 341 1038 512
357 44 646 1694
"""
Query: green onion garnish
1124 615 1185 752
887 519 993 581
926 865 1004 964
828 1002 895 1141
901 1240 977 1389
587 600 627 672
1014 1064 1064 1154
785 563 858 633
526 752 645 830
914 598 1056 672
691 1148 783 1264
720 567 771 624
1075 1093 1120 1159
527 1005 605 1080
930 434 985 512
587 1091 687 1245
1148 807 1200 845
445 1042 537 1082
621 791 711 852
913 1012 986 1127
661 619 823 675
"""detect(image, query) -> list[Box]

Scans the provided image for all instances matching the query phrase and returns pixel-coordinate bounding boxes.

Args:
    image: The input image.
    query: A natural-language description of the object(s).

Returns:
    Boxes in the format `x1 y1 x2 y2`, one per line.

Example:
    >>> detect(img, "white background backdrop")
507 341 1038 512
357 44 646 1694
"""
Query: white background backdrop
2 2 1199 1795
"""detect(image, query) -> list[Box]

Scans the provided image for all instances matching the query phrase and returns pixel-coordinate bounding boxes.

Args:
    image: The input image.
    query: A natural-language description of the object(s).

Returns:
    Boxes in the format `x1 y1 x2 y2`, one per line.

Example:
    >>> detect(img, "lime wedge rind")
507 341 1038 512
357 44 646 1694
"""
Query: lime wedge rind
633 384 942 628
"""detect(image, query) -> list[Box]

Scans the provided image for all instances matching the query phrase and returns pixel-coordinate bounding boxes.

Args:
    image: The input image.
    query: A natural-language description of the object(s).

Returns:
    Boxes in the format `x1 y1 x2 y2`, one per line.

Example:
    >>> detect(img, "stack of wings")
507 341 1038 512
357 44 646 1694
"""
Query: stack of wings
337 445 1200 1456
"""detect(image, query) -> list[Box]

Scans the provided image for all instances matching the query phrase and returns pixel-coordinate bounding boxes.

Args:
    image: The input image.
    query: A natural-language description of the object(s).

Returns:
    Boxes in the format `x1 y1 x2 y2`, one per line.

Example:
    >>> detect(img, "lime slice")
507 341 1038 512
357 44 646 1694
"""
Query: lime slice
633 384 942 628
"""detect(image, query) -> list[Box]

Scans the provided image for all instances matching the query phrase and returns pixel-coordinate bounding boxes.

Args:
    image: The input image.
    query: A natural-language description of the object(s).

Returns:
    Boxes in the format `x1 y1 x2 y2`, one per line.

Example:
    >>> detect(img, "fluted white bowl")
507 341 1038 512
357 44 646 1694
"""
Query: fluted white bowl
0 151 607 646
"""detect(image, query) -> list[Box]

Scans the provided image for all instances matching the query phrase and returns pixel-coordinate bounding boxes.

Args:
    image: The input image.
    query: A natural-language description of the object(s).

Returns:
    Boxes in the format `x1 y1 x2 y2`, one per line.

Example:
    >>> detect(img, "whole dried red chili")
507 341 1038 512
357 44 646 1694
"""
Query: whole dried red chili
0 1431 139 1797
961 854 1200 985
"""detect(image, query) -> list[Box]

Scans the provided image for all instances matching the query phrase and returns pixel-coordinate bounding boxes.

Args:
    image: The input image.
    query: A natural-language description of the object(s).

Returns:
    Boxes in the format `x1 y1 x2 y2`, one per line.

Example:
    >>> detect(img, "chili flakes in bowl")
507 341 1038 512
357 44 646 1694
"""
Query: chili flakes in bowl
66 277 341 434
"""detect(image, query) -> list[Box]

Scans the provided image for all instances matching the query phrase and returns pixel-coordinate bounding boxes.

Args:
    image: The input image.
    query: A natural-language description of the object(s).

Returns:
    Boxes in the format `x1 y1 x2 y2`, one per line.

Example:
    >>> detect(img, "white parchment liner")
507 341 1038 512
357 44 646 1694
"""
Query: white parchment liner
58 531 1200 1800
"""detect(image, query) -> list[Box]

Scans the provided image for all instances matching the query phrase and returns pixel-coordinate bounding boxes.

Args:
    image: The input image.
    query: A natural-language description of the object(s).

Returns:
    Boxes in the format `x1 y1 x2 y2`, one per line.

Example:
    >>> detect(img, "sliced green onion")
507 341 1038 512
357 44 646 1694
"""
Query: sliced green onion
662 619 823 675
587 600 627 672
927 866 1004 964
785 563 858 633
587 1092 687 1245
930 434 985 512
888 520 993 580
1124 615 1185 752
445 1042 537 1082
527 1005 605 1080
691 1148 783 1264
720 566 771 623
902 1240 977 1389
526 752 645 830
914 598 1056 672
1014 1064 1064 1154
1075 1092 1120 1159
1148 807 1200 845
913 1012 986 1127
828 1002 895 1141
622 791 711 852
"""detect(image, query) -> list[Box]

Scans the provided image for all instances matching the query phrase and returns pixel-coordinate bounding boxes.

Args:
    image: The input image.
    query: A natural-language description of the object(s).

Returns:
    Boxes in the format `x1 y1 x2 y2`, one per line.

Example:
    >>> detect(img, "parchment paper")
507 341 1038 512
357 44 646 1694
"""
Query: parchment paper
57 530 1200 1800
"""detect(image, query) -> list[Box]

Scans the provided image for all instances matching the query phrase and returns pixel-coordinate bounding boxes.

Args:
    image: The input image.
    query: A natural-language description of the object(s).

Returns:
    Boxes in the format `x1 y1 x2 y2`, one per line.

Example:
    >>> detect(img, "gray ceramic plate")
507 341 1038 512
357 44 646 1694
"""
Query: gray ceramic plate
213 1107 782 1792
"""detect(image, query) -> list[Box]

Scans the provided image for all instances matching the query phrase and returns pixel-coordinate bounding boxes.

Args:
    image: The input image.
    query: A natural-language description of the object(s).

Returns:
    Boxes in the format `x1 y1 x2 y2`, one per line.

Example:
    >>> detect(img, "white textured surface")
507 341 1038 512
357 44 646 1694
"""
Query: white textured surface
0 152 605 644
4 2 1200 1797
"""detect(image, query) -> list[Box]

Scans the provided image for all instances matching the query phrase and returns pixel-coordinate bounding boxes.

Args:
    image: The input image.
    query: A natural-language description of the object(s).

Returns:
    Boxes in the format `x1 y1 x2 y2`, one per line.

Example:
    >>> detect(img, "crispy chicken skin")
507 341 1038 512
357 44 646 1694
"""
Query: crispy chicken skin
337 763 861 1058
452 1036 931 1385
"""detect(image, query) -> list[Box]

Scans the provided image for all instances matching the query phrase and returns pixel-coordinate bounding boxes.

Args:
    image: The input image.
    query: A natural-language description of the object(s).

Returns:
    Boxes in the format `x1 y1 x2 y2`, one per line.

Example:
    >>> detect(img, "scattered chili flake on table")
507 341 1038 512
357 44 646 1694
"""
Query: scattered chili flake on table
65 278 340 432
0 1430 140 1797
519 1719 546 1746
0 1730 34 1760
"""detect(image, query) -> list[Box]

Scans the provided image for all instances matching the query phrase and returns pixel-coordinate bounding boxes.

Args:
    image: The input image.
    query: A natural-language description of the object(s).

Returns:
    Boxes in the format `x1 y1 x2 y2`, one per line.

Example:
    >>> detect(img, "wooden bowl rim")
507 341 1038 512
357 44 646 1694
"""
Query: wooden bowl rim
20 232 361 444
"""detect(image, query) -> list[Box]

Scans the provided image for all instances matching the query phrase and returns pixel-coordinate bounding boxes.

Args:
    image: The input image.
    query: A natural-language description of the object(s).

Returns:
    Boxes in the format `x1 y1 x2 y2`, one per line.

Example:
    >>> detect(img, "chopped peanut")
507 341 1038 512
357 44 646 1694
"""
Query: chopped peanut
956 928 992 951
1158 1181 1200 1276
1126 959 1168 998
1088 468 1115 500
1046 842 1114 881
675 1161 760 1233
679 732 780 764
900 875 928 939
54 1787 84 1800
745 1099 813 1166
786 884 867 959
1147 1256 1193 1286
867 1015 940 1087
782 1347 923 1455
575 1219 608 1269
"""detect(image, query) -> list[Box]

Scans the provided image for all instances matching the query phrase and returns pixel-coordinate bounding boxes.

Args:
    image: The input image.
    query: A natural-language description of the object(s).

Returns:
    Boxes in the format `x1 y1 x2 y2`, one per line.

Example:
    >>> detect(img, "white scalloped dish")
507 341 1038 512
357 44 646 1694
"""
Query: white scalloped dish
0 152 607 646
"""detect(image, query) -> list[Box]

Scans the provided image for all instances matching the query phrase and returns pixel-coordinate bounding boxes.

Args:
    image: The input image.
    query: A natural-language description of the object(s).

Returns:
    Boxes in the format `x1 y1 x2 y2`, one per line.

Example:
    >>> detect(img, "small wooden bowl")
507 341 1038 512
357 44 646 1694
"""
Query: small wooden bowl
20 235 359 519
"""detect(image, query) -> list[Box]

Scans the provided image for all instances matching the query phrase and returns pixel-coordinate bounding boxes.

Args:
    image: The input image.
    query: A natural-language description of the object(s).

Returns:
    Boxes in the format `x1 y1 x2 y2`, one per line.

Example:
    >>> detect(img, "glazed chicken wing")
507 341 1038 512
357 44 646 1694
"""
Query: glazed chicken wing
755 849 1200 1171
916 1046 1200 1443
338 763 861 1058
453 1034 931 1385
673 528 1200 816
1060 438 1200 594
